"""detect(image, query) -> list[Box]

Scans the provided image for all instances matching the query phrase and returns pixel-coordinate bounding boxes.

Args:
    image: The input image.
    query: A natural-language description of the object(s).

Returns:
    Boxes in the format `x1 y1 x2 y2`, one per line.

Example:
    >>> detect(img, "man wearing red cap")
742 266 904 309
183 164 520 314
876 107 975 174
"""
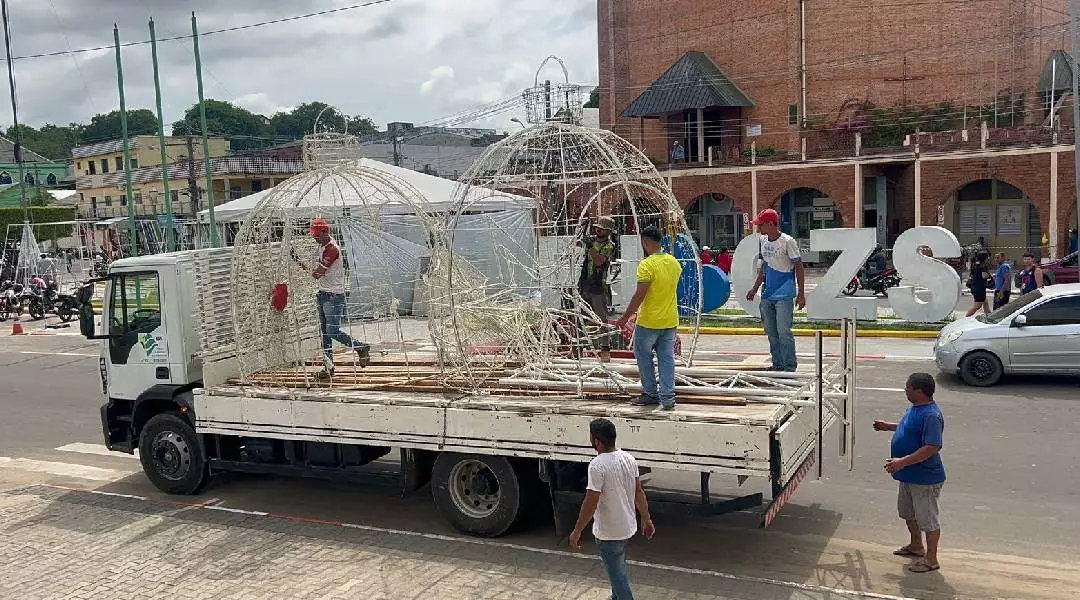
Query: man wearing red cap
745 208 805 372
301 218 370 379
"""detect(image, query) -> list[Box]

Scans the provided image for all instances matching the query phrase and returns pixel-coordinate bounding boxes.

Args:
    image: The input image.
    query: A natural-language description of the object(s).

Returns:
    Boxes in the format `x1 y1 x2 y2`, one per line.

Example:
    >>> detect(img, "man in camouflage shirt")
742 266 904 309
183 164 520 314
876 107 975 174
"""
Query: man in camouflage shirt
579 217 618 362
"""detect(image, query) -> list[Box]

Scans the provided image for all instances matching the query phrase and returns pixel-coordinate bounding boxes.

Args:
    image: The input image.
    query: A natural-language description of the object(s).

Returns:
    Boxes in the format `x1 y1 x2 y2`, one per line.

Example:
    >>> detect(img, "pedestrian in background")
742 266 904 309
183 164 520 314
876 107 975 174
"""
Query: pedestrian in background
992 253 1012 310
699 246 713 266
746 208 805 372
670 141 685 163
615 226 682 410
964 252 992 317
715 246 732 274
1017 253 1044 296
570 418 655 600
874 372 946 574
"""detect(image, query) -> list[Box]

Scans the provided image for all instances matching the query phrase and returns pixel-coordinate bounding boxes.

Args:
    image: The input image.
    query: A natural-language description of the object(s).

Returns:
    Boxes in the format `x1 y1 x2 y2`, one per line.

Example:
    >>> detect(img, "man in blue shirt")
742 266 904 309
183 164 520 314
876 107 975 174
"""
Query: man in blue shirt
992 253 1012 310
873 372 945 573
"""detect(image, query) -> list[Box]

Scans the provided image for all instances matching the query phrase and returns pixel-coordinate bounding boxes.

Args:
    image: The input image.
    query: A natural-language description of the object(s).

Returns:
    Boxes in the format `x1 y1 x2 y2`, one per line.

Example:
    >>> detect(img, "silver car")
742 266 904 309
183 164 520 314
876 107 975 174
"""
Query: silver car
934 283 1080 386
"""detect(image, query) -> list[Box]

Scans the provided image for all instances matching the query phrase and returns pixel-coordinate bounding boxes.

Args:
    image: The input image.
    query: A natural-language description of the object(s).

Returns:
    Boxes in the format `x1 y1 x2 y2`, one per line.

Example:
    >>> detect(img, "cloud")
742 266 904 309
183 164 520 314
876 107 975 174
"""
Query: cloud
6 0 598 134
420 65 455 95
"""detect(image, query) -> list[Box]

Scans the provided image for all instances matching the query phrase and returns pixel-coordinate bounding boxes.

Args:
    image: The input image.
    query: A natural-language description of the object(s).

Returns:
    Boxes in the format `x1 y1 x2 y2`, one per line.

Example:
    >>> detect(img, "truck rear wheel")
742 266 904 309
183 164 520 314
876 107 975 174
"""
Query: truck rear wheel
431 453 523 537
138 412 209 494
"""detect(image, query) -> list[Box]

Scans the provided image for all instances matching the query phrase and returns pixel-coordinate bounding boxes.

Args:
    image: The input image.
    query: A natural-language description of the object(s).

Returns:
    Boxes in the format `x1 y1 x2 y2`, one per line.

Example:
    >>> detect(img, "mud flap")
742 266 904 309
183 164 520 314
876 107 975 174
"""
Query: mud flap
761 450 815 528
400 448 435 495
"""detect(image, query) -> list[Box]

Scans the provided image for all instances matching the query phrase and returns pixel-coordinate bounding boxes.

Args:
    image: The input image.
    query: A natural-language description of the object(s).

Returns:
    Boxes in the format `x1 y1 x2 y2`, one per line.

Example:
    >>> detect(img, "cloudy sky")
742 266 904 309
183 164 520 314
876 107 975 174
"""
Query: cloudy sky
7 0 598 133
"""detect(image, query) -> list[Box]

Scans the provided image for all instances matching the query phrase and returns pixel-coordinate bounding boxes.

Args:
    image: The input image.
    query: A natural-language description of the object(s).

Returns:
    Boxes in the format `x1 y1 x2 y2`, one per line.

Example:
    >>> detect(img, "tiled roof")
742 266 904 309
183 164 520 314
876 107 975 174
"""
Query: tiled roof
623 51 754 118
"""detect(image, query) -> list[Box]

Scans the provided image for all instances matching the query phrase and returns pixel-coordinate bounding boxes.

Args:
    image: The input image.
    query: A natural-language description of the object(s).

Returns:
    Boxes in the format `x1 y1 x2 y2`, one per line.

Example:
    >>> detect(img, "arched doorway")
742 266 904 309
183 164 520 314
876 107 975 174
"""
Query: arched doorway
947 179 1040 260
777 186 840 244
685 193 744 251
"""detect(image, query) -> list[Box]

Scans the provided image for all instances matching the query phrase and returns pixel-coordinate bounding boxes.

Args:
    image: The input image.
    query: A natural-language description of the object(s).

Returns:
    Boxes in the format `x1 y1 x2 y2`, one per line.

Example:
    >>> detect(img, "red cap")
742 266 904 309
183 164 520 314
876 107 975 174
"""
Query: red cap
751 208 779 226
309 218 329 237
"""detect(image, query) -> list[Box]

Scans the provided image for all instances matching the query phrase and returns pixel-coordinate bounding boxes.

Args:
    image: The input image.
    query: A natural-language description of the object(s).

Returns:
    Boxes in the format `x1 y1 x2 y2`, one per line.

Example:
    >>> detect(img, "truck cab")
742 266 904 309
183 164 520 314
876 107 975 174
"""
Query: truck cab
83 253 203 455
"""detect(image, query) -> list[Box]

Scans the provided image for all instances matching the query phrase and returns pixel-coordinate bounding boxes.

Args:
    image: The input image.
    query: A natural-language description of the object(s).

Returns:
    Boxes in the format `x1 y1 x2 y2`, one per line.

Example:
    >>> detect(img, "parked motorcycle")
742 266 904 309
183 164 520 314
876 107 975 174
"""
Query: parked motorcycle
91 255 109 278
842 266 901 296
0 280 19 321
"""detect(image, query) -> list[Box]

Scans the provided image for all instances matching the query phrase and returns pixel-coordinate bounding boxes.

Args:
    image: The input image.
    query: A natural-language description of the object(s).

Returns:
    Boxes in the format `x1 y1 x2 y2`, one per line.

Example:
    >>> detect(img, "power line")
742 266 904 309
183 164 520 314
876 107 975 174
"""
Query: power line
10 0 395 61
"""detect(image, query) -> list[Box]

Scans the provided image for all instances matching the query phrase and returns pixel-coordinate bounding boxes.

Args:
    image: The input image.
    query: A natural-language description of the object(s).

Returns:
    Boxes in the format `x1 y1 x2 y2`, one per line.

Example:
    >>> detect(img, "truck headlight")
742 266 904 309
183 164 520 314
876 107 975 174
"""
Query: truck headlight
937 330 963 346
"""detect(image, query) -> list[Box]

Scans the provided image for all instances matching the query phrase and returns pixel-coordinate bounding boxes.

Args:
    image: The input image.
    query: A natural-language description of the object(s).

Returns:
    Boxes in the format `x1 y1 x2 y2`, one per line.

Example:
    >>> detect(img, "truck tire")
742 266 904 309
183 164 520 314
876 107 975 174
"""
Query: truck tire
431 453 522 537
138 412 209 494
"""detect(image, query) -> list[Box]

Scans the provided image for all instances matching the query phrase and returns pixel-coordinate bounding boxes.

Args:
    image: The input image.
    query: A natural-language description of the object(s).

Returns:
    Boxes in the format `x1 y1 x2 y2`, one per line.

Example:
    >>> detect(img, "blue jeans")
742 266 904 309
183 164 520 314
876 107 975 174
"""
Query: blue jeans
316 291 367 369
633 325 677 407
760 298 797 371
597 539 634 600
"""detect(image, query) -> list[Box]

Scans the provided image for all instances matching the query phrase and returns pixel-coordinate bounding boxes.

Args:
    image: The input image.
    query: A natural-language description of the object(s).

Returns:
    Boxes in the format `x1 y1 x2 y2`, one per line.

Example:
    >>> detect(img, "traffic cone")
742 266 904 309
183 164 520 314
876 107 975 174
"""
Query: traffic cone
11 320 24 335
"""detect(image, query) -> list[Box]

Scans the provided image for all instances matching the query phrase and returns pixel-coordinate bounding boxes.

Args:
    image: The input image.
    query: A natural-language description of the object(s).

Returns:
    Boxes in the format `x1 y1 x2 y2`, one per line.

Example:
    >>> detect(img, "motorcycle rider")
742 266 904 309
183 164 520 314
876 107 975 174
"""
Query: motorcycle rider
867 246 888 278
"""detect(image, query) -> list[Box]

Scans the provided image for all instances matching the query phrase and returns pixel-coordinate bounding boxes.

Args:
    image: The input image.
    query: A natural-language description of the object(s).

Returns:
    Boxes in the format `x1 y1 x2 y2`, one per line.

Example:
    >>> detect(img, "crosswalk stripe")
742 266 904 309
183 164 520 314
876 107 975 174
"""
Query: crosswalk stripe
0 457 135 481
55 442 139 460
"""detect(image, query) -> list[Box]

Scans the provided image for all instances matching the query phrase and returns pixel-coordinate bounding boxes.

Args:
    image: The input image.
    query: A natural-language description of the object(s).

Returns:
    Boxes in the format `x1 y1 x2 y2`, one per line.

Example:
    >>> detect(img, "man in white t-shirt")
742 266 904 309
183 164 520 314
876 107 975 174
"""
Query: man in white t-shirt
570 418 655 600
301 218 370 379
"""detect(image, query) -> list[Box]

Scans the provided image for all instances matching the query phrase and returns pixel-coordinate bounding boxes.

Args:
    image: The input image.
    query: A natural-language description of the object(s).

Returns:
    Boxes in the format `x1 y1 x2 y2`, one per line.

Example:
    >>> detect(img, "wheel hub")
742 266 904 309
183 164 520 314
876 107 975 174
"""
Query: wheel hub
970 357 994 379
448 460 501 519
152 431 191 481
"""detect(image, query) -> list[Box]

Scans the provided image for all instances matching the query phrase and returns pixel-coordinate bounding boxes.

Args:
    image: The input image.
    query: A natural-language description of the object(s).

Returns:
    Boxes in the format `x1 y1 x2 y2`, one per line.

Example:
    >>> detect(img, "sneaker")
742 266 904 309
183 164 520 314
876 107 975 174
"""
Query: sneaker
660 402 676 411
631 394 660 406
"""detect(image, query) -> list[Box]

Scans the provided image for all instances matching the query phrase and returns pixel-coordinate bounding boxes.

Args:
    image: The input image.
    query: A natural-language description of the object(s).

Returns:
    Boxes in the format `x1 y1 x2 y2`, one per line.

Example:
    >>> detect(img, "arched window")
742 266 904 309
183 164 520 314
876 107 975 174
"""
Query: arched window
46 173 58 186
24 173 35 185
0 171 11 184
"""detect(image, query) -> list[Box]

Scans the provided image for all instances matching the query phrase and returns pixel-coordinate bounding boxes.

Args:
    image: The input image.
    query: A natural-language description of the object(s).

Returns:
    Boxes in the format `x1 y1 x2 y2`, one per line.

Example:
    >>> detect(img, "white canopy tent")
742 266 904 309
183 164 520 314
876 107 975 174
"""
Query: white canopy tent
198 158 534 224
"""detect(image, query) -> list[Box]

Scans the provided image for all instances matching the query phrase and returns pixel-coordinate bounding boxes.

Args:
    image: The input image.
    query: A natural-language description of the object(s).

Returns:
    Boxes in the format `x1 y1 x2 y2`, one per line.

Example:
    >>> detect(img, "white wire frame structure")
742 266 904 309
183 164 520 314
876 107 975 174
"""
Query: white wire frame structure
428 118 706 391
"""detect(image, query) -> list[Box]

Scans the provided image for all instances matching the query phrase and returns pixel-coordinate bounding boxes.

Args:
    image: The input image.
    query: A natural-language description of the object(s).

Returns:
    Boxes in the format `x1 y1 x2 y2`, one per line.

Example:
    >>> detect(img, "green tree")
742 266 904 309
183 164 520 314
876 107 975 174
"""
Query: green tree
583 88 600 109
80 109 160 144
172 99 273 151
269 102 377 138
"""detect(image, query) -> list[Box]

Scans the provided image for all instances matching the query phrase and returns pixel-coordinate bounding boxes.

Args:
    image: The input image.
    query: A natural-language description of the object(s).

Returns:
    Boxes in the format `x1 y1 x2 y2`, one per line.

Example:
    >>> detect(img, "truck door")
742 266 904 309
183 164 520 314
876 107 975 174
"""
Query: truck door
105 271 169 400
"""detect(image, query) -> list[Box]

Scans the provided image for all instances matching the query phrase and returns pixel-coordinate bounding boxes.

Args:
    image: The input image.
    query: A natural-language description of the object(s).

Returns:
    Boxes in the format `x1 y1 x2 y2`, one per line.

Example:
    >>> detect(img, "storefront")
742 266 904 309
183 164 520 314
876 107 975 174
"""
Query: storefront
945 179 1042 260
685 193 744 251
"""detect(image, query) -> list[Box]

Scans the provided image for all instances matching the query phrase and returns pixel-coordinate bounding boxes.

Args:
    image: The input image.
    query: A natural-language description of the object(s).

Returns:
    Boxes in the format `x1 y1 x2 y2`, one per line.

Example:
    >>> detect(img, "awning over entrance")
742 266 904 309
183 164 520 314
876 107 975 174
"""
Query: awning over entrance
622 51 754 118
1038 50 1074 93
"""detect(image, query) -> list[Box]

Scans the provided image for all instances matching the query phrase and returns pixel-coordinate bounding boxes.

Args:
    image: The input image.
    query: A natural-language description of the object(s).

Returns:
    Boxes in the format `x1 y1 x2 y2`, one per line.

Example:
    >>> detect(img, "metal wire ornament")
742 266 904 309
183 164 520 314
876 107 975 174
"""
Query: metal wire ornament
428 67 704 392
229 133 448 387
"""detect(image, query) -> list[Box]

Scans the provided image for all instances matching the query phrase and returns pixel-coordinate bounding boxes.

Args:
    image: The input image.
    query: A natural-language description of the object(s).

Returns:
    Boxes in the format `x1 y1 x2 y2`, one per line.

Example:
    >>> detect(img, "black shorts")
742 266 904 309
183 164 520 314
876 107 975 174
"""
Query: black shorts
971 289 986 302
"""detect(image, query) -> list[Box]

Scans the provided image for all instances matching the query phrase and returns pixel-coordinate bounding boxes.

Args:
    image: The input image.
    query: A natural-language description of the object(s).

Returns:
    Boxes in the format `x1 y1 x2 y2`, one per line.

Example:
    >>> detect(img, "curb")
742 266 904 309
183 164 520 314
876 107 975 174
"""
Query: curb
681 326 941 339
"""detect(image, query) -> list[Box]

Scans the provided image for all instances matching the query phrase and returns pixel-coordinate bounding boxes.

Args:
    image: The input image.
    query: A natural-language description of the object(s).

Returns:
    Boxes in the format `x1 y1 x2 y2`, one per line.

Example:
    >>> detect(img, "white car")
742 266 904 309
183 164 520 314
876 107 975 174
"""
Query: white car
934 283 1080 386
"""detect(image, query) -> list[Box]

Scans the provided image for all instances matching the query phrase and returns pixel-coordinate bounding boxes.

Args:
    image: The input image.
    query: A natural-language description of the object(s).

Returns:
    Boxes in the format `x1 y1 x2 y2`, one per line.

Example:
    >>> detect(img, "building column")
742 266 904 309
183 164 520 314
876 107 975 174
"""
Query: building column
853 162 863 228
696 108 705 163
222 177 231 203
1050 150 1059 259
751 169 759 219
638 117 645 151
914 158 922 226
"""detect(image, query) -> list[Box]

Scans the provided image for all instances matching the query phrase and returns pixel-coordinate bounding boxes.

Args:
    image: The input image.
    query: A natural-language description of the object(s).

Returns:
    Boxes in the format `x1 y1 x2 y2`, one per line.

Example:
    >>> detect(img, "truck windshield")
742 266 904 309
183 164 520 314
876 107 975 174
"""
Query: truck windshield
982 289 1043 324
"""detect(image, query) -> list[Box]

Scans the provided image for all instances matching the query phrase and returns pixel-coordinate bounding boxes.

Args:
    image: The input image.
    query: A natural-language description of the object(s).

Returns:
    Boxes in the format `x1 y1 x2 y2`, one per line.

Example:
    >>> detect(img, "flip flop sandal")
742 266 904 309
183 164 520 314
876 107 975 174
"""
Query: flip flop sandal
907 562 940 573
893 546 926 557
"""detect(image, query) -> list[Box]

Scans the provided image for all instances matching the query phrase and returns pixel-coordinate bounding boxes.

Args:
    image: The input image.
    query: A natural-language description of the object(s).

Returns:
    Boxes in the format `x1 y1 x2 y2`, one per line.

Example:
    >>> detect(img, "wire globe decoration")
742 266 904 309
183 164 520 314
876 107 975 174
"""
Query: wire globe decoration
429 121 703 391
522 56 584 126
229 154 446 387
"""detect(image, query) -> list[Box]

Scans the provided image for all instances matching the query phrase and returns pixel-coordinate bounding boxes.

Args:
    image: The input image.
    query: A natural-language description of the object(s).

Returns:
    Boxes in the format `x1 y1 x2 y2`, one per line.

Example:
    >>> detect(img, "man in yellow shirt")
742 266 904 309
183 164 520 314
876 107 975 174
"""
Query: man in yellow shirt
615 226 683 410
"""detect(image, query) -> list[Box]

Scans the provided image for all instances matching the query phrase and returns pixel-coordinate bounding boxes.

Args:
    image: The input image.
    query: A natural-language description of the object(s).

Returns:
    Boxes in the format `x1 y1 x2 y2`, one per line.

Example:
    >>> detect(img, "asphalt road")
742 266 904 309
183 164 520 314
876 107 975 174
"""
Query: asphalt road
1 331 1078 599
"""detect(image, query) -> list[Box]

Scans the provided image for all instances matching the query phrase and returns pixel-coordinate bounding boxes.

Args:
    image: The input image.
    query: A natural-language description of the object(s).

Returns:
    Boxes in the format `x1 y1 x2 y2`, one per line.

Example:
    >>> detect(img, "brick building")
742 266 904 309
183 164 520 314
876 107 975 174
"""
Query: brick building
597 0 1079 260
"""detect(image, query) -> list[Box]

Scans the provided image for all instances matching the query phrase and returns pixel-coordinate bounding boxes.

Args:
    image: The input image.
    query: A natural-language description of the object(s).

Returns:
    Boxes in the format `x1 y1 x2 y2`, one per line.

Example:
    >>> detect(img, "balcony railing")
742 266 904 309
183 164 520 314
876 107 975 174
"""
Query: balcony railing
653 121 1074 171
76 156 305 188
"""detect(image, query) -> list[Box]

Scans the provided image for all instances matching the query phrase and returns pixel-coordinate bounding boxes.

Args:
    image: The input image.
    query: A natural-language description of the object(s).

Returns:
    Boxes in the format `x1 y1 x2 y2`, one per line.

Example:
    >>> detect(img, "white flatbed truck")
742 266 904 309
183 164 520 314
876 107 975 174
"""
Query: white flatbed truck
79 248 856 537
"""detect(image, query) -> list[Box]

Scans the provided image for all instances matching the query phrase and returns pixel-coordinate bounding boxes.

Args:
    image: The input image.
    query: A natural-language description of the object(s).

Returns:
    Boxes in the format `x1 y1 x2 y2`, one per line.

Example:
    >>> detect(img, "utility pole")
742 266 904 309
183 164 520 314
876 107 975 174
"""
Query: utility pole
544 79 552 121
392 135 402 167
185 135 199 216
113 25 137 258
191 12 217 247
1 0 28 224
149 18 175 252
1071 0 1080 277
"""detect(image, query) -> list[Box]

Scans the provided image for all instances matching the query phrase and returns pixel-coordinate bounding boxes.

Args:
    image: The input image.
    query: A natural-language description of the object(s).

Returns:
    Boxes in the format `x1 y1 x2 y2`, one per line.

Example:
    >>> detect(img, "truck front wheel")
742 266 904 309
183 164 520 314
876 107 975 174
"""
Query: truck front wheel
138 412 209 494
432 453 523 537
